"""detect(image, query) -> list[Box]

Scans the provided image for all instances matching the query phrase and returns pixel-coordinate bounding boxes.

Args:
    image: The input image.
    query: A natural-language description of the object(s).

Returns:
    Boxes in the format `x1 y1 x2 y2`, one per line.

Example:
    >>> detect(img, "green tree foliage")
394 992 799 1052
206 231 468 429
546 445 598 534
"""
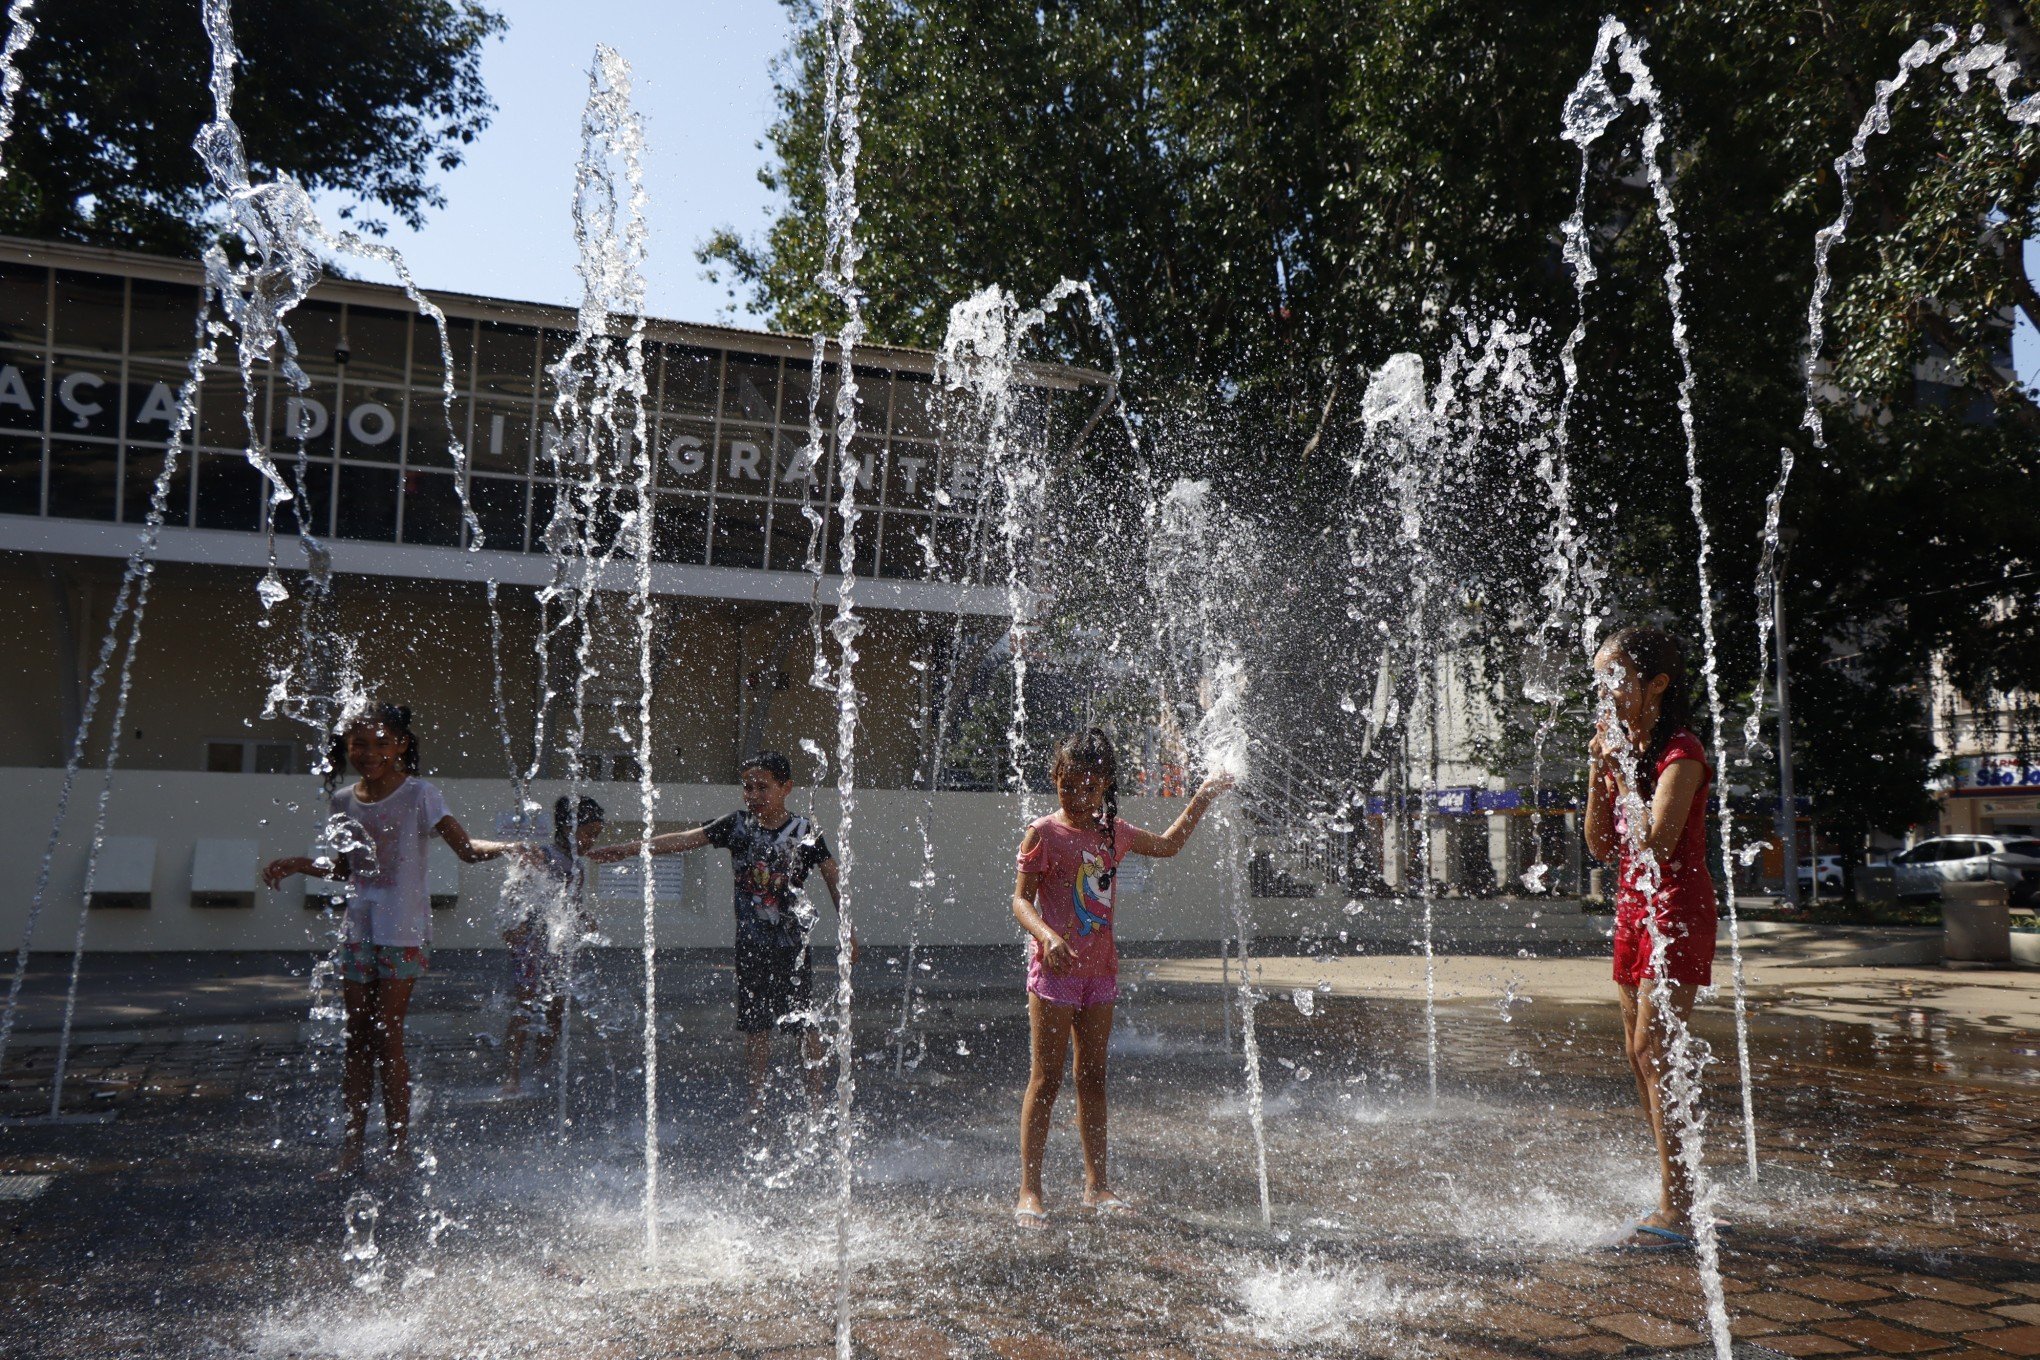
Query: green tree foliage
714 0 2039 835
0 0 504 254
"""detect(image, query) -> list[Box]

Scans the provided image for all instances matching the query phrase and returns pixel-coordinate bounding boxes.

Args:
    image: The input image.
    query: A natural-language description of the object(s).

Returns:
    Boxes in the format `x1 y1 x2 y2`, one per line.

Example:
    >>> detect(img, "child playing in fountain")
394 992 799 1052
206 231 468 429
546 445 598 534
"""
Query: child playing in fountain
1012 728 1233 1225
588 751 854 1119
499 795 604 1096
1583 626 1718 1252
262 704 523 1176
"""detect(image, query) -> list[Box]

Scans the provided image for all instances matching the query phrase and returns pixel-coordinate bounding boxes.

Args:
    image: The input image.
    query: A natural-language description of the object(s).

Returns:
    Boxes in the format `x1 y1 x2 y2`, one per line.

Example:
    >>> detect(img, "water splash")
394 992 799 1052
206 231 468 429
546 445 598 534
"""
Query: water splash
340 1192 385 1293
0 1 37 178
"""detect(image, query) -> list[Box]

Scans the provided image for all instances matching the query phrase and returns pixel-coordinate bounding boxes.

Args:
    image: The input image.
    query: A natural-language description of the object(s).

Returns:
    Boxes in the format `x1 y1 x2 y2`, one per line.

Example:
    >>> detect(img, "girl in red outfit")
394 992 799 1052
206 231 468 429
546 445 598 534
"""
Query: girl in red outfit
1583 626 1717 1250
1010 729 1232 1225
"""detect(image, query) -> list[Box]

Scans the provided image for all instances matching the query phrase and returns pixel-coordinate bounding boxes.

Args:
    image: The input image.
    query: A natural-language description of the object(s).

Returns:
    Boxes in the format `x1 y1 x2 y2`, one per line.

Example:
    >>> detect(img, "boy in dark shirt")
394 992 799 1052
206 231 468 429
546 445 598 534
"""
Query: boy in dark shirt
591 751 855 1115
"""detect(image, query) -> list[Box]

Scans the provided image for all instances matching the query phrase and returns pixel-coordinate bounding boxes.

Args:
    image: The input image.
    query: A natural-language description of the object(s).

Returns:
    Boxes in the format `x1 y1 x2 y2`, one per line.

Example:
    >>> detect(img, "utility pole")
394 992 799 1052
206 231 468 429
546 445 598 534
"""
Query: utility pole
1773 566 1800 910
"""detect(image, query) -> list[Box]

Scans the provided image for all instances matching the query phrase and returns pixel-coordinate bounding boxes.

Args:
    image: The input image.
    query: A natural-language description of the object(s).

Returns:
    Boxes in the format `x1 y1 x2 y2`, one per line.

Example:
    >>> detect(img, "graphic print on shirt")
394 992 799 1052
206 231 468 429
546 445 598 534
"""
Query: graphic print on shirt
1071 846 1115 937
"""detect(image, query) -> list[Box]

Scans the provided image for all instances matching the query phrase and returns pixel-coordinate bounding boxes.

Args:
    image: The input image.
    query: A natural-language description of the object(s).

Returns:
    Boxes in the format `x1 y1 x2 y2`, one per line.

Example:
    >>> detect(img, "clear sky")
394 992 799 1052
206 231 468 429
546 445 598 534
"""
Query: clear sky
330 0 791 329
352 4 2037 392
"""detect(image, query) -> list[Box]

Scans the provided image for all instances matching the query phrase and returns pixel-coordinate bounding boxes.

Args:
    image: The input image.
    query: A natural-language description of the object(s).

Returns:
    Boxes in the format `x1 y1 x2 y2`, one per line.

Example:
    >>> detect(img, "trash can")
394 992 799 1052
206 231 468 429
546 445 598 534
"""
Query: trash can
1943 881 2012 964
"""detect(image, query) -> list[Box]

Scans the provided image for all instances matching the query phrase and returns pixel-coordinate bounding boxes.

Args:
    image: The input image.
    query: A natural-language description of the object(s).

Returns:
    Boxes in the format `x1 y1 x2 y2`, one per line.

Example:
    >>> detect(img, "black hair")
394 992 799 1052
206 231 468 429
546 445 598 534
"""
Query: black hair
739 750 794 784
325 703 419 790
1601 625 1694 789
553 795 606 853
1051 727 1120 851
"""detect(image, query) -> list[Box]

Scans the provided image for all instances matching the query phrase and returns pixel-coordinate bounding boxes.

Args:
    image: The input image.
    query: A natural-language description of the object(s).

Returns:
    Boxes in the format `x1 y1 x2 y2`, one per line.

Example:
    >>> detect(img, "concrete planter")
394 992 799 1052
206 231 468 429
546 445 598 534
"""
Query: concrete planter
1943 899 2012 964
2012 931 2040 967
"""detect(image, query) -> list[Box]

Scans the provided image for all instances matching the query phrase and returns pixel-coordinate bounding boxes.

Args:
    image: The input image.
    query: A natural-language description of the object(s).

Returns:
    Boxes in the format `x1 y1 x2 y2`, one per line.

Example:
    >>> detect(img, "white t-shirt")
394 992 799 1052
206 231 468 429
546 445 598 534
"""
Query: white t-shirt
329 777 451 947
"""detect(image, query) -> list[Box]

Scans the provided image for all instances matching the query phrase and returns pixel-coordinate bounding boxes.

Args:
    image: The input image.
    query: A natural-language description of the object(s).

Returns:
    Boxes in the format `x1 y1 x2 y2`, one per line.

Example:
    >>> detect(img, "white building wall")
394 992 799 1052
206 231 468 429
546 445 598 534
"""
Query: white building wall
0 772 1234 951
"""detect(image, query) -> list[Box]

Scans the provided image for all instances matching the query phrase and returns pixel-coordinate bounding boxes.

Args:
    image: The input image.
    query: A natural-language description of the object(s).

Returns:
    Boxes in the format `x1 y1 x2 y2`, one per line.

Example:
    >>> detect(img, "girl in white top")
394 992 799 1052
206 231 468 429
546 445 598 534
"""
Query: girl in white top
264 704 519 1176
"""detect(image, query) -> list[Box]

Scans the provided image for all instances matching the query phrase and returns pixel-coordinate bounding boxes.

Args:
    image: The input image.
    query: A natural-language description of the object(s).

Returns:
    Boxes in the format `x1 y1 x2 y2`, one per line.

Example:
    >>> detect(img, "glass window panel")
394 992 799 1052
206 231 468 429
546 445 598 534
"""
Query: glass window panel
124 363 190 444
253 743 296 775
717 426 773 493
0 263 46 347
126 278 204 361
707 495 767 569
655 416 714 492
53 271 125 353
266 376 338 456
835 446 880 502
878 512 932 580
724 354 781 423
120 445 193 528
475 321 539 399
927 514 979 582
529 481 564 547
49 356 121 439
885 439 939 510
468 396 531 474
268 457 332 539
0 349 45 432
45 440 118 521
340 304 410 383
0 433 38 514
336 381 404 461
853 373 893 437
652 492 708 564
658 344 719 416
470 474 528 553
403 386 466 469
194 451 264 531
287 302 344 376
890 373 938 438
205 742 244 774
201 368 273 450
333 463 398 541
400 470 462 547
410 314 472 393
780 354 837 429
938 447 985 508
766 494 829 573
771 427 829 502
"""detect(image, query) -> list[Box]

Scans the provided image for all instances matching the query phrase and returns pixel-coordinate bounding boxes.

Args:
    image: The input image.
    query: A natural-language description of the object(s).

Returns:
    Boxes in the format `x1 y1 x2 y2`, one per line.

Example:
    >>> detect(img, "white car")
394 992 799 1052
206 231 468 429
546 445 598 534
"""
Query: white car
1889 836 2040 906
1795 855 1845 894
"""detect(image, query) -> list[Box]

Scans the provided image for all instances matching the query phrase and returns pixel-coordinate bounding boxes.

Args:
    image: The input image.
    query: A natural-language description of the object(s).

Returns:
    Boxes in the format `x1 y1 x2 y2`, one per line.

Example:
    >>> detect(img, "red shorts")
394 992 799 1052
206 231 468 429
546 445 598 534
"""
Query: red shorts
1612 912 1716 988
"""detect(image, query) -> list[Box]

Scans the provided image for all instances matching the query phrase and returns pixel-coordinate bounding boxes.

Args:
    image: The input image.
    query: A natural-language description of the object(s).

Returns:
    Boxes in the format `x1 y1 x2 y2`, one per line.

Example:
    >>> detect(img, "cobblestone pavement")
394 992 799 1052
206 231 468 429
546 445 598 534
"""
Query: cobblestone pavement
0 947 2034 1359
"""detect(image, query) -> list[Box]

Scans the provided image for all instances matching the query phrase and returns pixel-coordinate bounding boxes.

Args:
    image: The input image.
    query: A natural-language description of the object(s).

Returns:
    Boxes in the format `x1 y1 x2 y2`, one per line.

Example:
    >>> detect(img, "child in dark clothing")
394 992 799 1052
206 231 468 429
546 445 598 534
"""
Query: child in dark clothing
590 751 855 1116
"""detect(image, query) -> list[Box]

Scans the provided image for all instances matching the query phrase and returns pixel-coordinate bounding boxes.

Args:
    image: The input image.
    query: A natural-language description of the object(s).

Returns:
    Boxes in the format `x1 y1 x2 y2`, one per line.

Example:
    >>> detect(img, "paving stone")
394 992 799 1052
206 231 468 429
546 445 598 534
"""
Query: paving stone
1965 1327 2040 1357
1477 1303 1589 1342
855 1320 963 1360
1818 1318 1958 1354
1741 1293 1853 1324
1995 1309 2040 1327
986 1332 1087 1360
1870 1303 2009 1335
1763 1334 1861 1357
1587 1313 1705 1348
1539 1338 1629 1357
1871 1279 2010 1308
1781 1276 1895 1304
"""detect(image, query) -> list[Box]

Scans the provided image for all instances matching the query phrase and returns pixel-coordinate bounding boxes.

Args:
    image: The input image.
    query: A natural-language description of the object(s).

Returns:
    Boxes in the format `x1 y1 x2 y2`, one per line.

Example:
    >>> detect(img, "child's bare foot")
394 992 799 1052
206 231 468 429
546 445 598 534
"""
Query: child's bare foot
1014 1190 1049 1228
316 1144 365 1182
1085 1190 1138 1218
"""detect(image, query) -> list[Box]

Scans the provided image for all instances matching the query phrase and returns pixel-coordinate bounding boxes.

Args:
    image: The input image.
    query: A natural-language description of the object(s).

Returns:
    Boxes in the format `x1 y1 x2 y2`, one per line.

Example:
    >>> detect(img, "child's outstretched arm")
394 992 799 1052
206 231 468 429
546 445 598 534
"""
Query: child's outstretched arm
1121 772 1235 858
1010 852 1073 973
261 852 348 890
585 825 711 865
435 814 522 865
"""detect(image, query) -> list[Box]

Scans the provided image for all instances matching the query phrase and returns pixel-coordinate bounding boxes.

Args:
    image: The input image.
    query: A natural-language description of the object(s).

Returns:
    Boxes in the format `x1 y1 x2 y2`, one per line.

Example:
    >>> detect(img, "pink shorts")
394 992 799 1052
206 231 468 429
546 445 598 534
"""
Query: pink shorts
1027 969 1119 1009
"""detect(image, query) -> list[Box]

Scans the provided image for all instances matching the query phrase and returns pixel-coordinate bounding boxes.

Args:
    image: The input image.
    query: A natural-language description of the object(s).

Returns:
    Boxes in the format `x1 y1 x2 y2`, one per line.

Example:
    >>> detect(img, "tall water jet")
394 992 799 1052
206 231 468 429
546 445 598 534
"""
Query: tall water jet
1559 16 1758 1186
542 43 655 1255
0 1 36 175
1148 477 1269 1229
808 1 867 1352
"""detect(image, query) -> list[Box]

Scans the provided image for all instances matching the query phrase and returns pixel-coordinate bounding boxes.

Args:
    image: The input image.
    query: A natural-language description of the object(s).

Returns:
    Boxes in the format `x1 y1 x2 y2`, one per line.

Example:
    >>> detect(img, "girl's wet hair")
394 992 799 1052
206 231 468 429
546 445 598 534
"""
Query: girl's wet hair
325 703 420 789
1050 727 1120 849
553 795 606 853
1601 625 1693 786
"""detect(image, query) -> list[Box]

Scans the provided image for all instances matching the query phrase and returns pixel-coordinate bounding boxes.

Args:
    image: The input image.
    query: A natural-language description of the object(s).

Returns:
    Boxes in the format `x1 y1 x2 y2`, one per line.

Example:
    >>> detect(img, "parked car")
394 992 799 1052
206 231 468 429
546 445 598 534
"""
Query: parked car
1795 855 1845 894
1889 836 2040 906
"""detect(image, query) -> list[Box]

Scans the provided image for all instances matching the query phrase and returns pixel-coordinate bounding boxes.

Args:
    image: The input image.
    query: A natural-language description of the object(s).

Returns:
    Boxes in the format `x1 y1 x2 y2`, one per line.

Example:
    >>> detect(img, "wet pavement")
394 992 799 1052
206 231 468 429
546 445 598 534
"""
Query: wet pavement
0 942 2035 1359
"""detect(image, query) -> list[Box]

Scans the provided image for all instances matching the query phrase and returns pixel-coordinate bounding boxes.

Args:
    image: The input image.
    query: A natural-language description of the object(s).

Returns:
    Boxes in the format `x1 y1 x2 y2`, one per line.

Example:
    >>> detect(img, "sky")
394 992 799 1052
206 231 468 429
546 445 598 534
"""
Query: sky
332 0 791 328
350 4 2038 389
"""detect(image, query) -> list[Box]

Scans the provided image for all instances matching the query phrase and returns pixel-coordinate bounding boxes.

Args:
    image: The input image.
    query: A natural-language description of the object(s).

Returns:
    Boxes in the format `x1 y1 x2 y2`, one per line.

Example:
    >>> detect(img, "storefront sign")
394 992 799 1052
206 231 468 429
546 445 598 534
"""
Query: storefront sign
1953 755 2040 796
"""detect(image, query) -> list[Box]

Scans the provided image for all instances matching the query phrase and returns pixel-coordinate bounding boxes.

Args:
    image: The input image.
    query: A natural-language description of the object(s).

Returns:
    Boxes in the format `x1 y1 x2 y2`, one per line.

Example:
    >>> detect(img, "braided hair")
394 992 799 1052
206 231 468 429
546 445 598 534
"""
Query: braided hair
1050 727 1120 857
324 702 420 790
553 795 606 853
1600 625 1693 793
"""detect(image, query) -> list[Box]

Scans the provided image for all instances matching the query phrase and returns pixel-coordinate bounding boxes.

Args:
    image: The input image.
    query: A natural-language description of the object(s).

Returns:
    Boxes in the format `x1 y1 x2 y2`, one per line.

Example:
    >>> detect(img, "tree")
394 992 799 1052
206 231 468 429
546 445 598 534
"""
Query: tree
0 0 504 255
714 0 2040 838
